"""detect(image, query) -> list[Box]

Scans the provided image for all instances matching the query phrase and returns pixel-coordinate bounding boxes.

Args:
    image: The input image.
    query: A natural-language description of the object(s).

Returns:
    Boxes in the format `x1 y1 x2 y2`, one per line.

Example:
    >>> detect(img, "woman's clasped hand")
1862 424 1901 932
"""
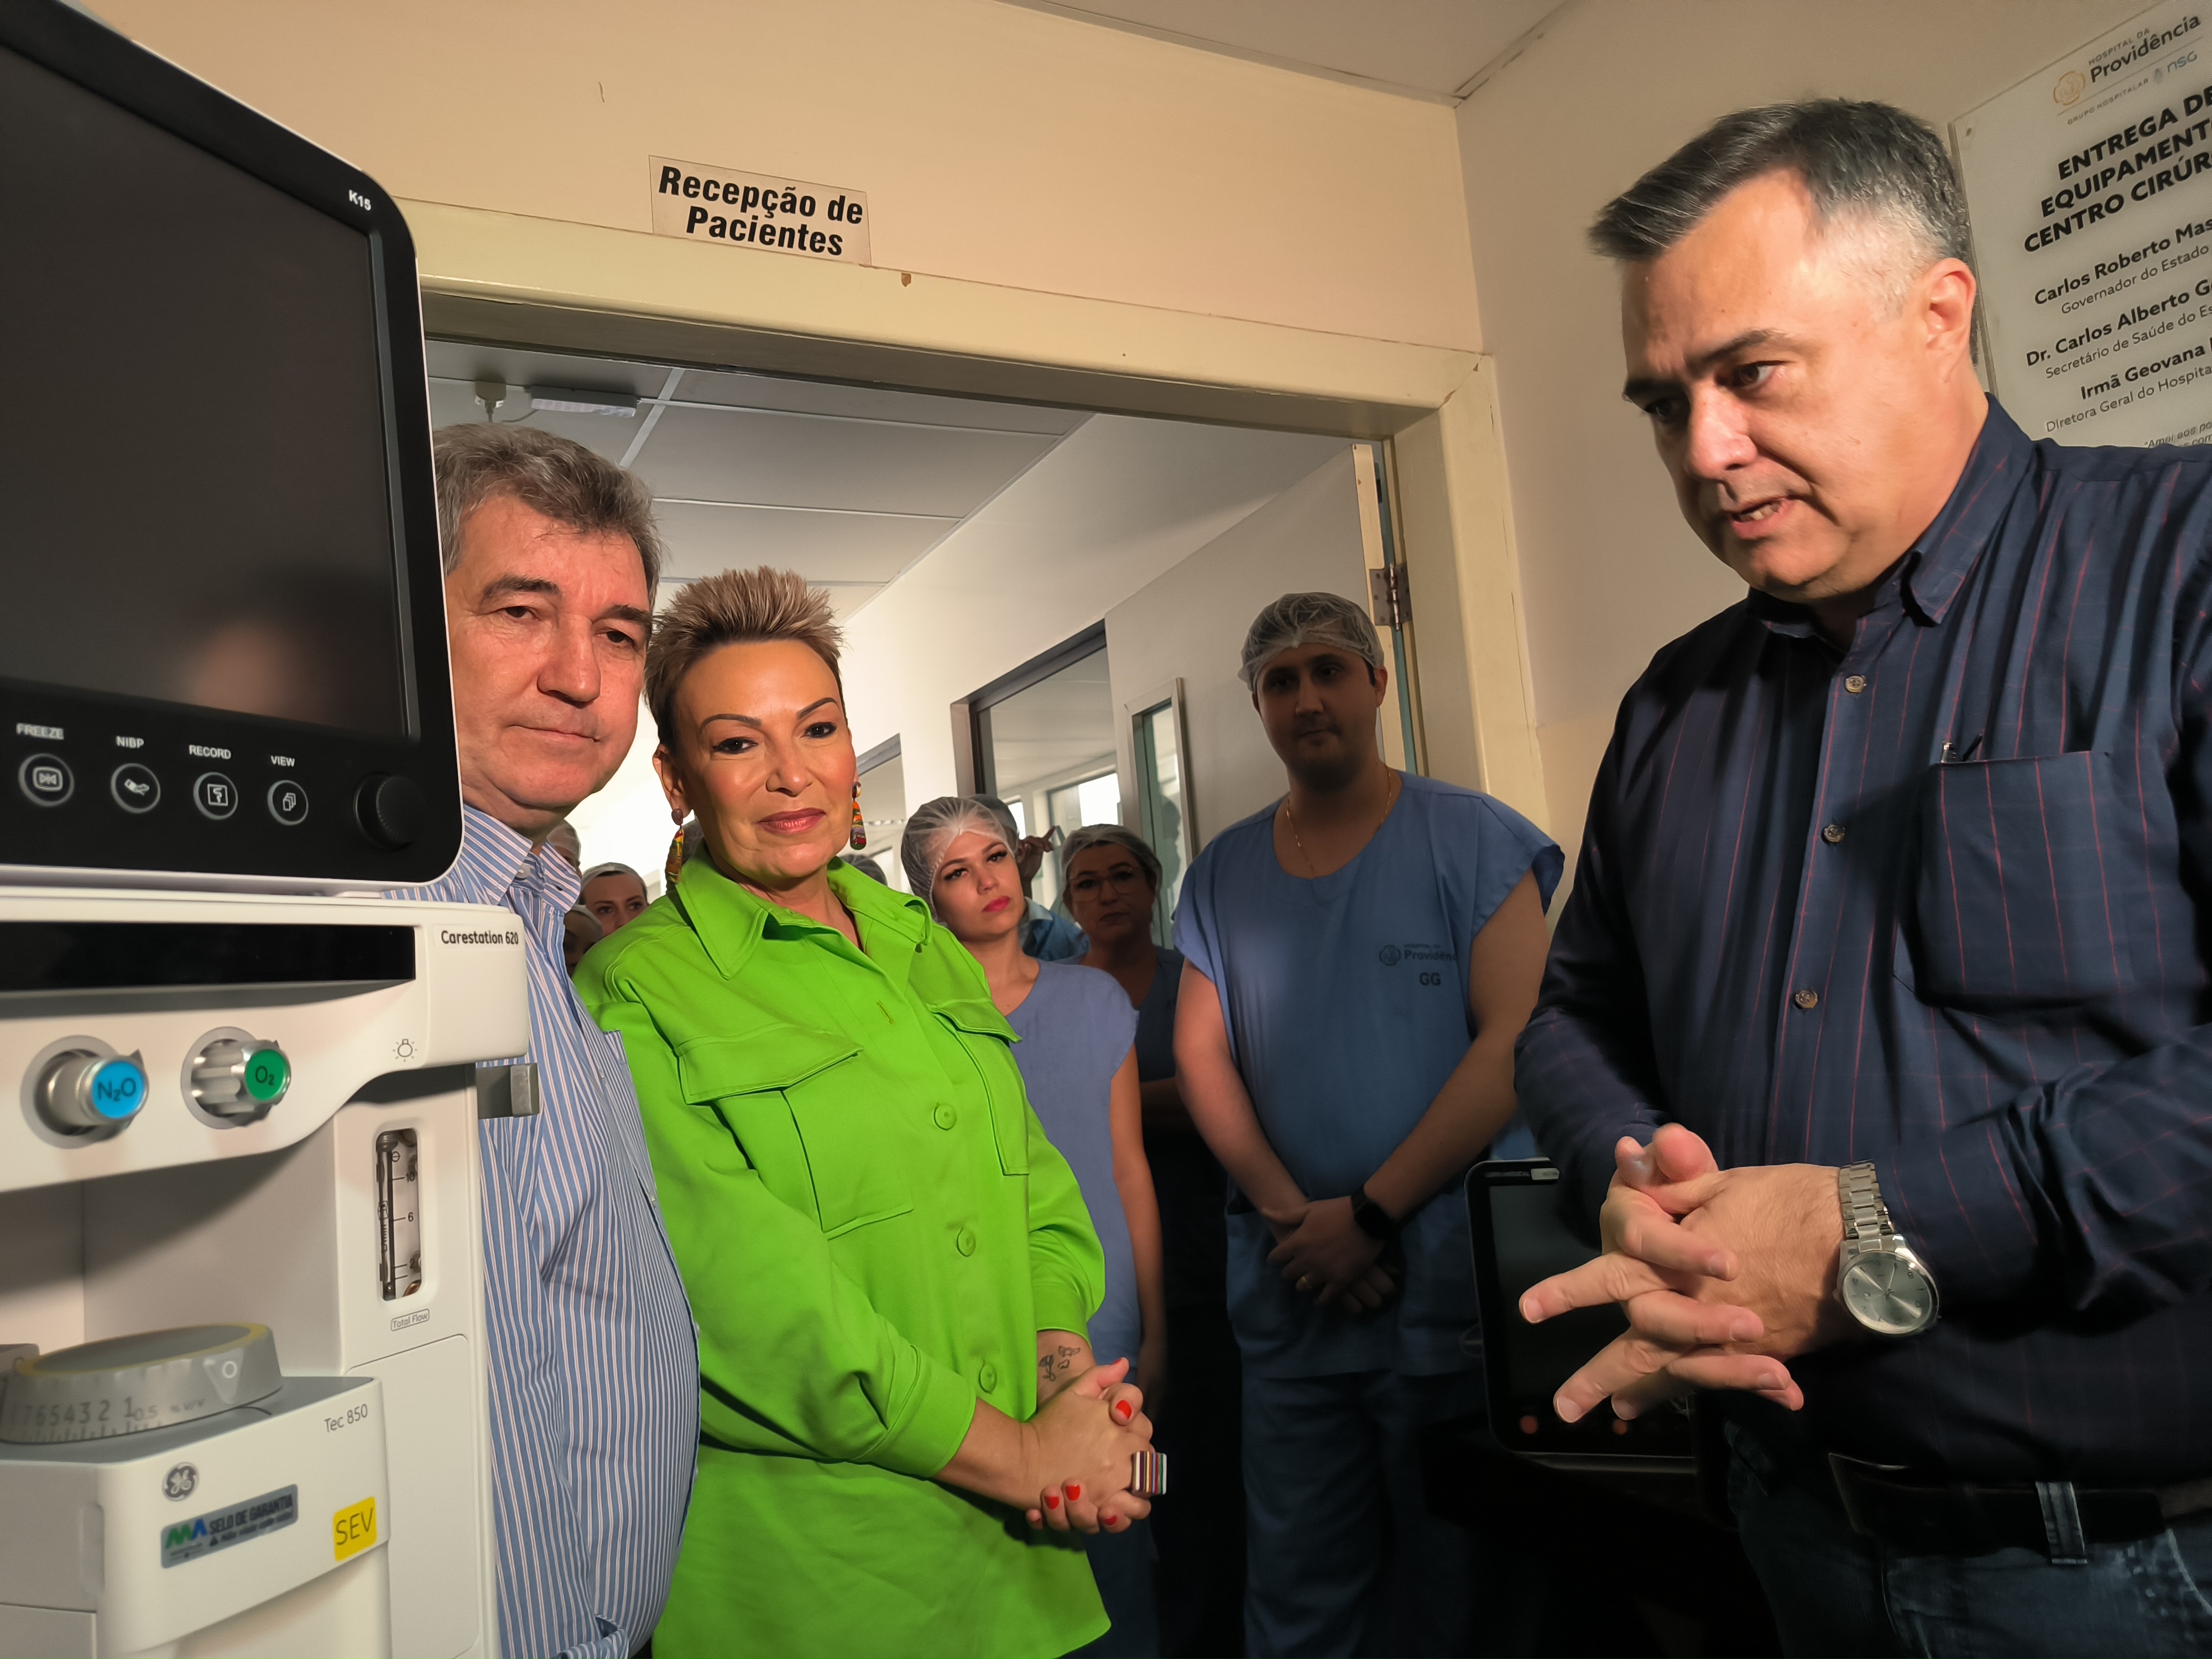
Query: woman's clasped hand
1023 1357 1155 1535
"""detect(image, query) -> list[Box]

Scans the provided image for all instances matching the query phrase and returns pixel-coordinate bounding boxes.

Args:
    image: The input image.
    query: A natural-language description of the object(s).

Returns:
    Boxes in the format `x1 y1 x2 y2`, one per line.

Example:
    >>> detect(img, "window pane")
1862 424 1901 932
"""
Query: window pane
1135 700 1188 946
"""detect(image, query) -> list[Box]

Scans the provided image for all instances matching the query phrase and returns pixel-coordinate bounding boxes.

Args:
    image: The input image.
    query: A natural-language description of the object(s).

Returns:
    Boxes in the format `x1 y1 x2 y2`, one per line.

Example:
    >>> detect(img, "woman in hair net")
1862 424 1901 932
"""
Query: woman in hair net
905 796 1166 1657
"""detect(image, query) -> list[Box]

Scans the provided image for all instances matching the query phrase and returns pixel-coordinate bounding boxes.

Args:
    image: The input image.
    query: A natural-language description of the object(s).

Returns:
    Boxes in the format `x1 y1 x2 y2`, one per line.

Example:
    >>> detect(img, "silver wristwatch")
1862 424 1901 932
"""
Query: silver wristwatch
1834 1162 1939 1337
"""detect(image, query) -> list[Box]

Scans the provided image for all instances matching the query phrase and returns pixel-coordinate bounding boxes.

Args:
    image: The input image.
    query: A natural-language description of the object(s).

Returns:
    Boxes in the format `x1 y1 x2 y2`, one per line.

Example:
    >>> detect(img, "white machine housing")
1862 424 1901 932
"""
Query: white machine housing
0 888 529 1658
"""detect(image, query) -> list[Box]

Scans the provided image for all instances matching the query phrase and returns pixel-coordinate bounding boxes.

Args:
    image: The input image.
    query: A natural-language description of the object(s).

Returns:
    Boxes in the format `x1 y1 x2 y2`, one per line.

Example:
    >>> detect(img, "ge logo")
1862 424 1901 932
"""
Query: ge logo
1378 945 1402 967
163 1463 199 1501
1420 971 1442 987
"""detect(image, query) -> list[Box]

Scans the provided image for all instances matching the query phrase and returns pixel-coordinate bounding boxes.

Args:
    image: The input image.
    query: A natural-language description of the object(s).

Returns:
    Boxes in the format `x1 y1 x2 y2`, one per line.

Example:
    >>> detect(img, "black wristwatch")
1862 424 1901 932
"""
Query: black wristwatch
1350 1183 1401 1242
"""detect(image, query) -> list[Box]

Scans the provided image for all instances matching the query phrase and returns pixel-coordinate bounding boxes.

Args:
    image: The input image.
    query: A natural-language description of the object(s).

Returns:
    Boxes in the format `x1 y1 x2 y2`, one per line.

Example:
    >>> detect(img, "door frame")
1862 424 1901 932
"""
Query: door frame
404 199 1548 830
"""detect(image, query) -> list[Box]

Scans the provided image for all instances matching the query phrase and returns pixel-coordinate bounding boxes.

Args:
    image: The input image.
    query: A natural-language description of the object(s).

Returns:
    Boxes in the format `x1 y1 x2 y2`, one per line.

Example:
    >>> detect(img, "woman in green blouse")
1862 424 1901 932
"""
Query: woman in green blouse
576 567 1155 1657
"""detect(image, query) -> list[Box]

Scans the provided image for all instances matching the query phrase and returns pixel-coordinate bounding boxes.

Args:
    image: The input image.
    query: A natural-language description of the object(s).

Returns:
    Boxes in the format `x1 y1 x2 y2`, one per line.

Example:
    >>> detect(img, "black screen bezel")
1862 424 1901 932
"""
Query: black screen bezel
1466 1159 1694 1458
0 2 460 887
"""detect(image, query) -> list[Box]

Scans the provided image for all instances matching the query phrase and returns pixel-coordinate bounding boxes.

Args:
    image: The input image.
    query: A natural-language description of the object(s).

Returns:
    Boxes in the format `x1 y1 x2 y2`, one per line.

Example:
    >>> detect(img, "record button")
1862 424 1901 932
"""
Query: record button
267 779 310 827
110 763 160 815
18 754 72 807
194 772 238 821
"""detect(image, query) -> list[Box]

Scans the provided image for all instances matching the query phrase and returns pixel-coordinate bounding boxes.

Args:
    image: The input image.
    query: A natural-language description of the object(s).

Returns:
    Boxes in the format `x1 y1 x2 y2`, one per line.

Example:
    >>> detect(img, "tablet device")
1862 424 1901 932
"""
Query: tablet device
1467 1158 1693 1457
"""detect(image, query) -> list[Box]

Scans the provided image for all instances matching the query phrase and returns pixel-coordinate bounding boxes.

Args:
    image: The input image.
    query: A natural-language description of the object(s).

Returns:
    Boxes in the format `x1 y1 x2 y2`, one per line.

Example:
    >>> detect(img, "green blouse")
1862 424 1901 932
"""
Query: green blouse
576 854 1108 1658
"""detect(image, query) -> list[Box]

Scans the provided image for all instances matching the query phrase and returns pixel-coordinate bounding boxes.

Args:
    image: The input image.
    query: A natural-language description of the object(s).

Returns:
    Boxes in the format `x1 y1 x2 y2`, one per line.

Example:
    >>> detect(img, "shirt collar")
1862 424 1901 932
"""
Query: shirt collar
1895 397 2031 625
452 805 583 914
1746 397 2031 637
675 851 933 980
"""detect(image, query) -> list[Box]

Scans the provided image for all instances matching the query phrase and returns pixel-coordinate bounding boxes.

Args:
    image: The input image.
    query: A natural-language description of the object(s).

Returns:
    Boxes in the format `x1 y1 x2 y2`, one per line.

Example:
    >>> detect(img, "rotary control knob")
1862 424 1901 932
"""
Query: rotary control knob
0 1323 282 1444
34 1048 148 1135
189 1035 291 1123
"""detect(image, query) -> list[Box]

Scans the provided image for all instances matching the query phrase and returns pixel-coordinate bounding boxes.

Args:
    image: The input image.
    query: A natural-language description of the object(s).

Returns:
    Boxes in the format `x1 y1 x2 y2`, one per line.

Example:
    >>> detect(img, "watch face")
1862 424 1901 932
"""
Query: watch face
1841 1250 1938 1337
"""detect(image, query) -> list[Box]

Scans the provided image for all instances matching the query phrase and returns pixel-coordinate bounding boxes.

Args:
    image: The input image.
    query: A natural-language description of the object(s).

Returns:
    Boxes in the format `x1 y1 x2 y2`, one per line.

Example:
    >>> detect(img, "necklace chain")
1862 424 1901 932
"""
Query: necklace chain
1282 770 1400 878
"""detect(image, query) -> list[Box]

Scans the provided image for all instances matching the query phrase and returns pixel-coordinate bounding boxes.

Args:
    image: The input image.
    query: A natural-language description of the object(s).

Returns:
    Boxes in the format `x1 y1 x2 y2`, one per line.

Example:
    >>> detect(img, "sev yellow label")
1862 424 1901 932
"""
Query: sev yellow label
332 1496 377 1562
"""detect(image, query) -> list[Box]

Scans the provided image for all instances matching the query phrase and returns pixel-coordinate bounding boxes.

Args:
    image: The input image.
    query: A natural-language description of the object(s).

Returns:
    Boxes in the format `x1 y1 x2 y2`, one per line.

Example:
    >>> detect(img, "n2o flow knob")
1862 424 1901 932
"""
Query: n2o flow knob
36 1050 148 1135
189 1036 291 1123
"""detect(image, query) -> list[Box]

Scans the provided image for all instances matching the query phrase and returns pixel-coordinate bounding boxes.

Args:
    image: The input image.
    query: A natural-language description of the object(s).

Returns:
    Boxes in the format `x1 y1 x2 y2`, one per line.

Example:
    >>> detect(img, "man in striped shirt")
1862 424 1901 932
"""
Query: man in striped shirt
392 424 697 1657
1519 102 2212 1653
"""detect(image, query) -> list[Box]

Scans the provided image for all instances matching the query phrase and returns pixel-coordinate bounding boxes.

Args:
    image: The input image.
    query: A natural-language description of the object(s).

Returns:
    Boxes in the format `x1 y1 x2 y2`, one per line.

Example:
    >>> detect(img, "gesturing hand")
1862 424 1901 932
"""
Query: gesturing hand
1024 1358 1155 1536
1519 1125 1847 1423
1265 1196 1396 1312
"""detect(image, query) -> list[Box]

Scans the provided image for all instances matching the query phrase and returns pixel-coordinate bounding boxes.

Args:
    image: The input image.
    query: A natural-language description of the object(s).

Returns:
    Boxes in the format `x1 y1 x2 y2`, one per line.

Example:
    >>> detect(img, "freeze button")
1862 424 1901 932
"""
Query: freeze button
18 754 71 807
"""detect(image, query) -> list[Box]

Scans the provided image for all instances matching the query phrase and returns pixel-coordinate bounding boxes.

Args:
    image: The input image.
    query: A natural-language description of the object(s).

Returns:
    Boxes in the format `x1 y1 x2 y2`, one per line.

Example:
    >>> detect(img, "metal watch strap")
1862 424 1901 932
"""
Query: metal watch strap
1838 1161 1893 1256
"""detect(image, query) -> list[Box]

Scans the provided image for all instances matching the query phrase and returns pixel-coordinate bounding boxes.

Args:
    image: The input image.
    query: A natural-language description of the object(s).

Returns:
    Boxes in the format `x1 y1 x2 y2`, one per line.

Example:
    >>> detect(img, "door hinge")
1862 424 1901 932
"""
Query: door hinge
1369 564 1410 630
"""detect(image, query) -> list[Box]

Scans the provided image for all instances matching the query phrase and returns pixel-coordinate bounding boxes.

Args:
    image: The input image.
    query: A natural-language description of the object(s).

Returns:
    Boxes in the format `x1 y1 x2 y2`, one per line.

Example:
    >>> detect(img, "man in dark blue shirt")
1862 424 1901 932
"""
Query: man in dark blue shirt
1516 100 2212 1655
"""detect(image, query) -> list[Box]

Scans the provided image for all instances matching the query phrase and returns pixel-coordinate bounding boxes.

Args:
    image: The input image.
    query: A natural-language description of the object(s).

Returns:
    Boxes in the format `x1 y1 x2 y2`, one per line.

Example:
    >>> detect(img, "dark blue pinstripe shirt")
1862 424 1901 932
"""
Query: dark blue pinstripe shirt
1519 400 2212 1482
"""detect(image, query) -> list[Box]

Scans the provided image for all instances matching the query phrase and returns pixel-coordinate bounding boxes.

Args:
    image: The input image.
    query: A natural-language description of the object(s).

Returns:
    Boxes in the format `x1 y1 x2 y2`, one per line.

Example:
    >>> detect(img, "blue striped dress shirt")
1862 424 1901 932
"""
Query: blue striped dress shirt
393 807 697 1657
1520 400 2212 1483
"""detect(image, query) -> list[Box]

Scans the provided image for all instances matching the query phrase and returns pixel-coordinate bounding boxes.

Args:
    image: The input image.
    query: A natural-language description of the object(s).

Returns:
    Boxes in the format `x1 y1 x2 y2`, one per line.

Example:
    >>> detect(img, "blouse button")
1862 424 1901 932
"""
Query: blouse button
978 1361 999 1391
933 1104 958 1130
1844 675 1868 695
1793 989 1820 1010
1821 823 1846 844
956 1227 978 1256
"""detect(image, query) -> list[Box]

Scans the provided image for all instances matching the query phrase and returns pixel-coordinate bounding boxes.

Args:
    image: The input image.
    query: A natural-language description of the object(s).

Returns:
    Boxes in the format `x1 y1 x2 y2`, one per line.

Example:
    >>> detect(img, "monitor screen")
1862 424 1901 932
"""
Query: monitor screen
0 41 408 740
1485 1178 1629 1405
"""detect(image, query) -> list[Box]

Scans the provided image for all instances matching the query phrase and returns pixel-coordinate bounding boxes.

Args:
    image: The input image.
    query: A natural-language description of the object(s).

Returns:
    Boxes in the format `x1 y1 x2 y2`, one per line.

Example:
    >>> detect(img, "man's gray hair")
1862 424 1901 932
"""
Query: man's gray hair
432 424 664 601
1239 591 1385 691
1589 100 1971 304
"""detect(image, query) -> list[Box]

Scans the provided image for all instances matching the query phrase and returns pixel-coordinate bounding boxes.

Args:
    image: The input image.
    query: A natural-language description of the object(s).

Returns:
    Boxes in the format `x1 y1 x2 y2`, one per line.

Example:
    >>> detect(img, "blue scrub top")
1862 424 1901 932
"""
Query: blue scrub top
1009 961 1143 1368
1174 773 1561 1378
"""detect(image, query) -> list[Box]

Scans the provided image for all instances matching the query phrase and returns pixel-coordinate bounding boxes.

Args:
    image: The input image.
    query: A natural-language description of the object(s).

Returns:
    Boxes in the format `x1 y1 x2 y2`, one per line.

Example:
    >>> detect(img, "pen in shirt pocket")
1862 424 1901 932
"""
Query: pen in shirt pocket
1940 734 1983 764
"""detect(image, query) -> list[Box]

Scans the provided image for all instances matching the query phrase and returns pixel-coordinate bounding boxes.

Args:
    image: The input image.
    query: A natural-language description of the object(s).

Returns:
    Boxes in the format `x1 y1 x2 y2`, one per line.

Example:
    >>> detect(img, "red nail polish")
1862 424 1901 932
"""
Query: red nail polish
1114 1400 1133 1421
1067 1483 1082 1501
1045 1493 1060 1509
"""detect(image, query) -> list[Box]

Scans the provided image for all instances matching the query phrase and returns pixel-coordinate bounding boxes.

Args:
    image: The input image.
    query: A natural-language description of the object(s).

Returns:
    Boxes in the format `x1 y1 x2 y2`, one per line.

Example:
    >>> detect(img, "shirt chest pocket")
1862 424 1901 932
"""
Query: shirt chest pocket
931 998 1029 1177
676 1029 916 1238
1904 750 2154 1010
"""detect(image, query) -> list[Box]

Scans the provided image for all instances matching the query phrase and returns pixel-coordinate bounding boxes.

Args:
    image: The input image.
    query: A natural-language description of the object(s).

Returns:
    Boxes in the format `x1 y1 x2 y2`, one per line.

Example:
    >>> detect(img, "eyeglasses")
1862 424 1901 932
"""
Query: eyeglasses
1066 867 1151 899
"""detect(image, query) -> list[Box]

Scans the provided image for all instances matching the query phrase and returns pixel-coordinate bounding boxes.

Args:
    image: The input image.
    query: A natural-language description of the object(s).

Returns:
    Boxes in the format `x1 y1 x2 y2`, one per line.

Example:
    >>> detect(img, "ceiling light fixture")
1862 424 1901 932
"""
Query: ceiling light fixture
526 385 640 418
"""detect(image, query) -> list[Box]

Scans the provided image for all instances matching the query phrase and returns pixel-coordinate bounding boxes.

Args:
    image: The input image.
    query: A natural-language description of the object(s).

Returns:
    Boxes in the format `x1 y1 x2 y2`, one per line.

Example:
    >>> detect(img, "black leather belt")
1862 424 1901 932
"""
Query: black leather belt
1830 1453 2212 1558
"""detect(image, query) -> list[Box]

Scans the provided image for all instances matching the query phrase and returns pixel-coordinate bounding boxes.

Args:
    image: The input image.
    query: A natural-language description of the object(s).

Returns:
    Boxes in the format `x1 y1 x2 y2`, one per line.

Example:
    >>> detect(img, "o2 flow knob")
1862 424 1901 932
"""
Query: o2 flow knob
36 1050 149 1134
189 1037 291 1123
355 774 426 850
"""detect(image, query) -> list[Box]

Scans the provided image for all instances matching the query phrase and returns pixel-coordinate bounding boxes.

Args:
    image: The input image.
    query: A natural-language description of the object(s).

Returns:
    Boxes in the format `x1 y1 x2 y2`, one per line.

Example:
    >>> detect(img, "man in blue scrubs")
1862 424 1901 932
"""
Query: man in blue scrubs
1175 592 1561 1656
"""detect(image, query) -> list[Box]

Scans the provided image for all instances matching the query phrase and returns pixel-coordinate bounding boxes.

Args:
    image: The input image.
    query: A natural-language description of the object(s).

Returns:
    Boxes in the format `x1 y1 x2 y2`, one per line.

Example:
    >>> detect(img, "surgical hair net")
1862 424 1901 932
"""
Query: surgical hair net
900 795 1014 905
580 862 646 890
1238 591 1385 691
1059 823 1161 894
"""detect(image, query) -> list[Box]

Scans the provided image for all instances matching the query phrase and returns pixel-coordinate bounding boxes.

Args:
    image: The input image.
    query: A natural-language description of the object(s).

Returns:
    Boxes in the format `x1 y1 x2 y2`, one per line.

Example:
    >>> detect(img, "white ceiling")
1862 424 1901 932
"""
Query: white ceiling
1008 0 1566 101
424 342 1086 617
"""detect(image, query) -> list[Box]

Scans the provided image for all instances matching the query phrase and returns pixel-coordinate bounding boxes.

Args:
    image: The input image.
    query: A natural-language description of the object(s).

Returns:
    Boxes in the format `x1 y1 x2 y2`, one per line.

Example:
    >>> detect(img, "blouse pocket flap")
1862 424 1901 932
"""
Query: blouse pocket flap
930 997 1017 1044
676 1030 909 1238
675 1029 859 1103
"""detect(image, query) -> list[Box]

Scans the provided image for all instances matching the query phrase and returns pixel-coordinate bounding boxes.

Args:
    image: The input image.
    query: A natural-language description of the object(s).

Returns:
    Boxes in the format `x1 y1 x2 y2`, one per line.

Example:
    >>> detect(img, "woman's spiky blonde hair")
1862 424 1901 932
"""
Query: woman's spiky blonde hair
646 567 842 748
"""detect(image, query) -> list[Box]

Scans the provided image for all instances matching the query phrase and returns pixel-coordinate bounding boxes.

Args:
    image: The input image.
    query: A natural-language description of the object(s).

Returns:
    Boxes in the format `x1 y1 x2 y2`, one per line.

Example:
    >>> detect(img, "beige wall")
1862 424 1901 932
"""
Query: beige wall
98 0 1481 352
1104 446 1369 850
1455 0 2144 868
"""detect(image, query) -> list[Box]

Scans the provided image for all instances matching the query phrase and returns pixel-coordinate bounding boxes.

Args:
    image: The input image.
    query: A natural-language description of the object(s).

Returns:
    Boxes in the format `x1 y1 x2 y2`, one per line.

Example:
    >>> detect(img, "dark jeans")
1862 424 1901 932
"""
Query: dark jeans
1728 1430 2212 1656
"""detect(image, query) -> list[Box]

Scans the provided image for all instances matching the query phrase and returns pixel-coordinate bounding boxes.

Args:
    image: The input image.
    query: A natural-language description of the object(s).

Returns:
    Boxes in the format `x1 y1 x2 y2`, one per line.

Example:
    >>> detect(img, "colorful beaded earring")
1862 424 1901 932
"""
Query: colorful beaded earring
848 779 868 851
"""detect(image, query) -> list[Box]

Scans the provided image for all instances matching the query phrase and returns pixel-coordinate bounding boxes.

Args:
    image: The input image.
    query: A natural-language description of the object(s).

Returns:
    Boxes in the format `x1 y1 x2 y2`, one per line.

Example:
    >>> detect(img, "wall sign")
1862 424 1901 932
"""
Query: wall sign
647 155 870 266
1957 2 2212 446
